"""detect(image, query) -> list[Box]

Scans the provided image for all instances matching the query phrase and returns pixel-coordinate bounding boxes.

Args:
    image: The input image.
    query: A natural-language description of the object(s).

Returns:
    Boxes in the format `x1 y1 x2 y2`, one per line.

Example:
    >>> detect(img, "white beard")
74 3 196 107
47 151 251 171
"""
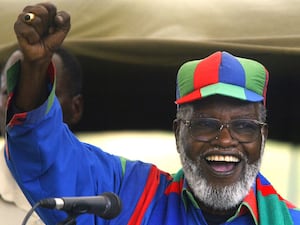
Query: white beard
178 136 265 211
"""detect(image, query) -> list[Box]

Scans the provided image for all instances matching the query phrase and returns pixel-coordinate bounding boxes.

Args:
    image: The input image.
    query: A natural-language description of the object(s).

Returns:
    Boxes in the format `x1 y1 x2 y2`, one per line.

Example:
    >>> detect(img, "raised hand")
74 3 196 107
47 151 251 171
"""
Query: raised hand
14 2 70 64
12 3 71 111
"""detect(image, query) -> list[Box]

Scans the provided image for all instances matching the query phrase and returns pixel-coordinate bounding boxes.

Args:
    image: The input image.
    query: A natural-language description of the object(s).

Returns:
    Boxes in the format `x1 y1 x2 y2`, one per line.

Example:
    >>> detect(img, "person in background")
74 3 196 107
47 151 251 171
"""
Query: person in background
4 2 300 225
0 47 84 225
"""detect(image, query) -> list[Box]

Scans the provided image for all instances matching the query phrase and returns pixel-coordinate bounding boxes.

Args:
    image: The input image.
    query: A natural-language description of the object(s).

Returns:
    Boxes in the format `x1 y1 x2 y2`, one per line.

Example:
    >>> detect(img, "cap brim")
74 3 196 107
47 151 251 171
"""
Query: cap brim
175 83 263 104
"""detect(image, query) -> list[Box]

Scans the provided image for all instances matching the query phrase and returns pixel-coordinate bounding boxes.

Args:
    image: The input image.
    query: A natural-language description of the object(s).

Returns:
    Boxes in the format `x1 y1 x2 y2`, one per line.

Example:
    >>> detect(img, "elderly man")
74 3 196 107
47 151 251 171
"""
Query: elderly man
4 2 300 225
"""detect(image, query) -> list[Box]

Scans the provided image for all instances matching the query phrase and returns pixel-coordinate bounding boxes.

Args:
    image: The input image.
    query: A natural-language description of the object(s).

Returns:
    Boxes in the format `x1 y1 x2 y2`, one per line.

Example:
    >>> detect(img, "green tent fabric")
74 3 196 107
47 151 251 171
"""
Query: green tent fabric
1 0 300 143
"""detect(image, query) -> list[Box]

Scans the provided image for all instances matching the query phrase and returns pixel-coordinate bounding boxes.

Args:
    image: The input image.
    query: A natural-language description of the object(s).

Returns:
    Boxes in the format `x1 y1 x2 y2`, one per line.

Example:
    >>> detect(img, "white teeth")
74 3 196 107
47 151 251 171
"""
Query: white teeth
206 155 240 163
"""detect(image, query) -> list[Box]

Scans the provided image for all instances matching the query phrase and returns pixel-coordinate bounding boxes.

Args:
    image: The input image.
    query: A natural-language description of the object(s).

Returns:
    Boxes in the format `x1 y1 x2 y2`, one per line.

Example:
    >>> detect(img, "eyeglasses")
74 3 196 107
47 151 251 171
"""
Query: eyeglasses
180 118 267 143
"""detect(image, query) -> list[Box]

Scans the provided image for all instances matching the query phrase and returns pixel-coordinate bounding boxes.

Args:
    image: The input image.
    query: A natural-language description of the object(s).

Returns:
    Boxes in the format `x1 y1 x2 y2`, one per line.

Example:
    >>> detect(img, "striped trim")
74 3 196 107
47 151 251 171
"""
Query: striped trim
257 176 296 209
127 165 161 225
8 112 27 127
164 179 183 195
238 188 258 225
46 62 56 114
119 156 127 176
257 176 294 225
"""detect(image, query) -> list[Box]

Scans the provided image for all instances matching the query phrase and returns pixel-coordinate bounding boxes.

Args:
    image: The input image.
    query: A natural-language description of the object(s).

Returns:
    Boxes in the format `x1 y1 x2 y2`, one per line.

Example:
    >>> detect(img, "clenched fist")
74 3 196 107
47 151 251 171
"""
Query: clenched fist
14 2 70 63
11 2 71 111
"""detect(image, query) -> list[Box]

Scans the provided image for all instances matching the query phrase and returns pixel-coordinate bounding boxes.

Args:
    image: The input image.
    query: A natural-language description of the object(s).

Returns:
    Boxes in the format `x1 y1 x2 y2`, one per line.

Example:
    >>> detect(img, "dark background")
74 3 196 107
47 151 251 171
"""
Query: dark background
71 50 300 144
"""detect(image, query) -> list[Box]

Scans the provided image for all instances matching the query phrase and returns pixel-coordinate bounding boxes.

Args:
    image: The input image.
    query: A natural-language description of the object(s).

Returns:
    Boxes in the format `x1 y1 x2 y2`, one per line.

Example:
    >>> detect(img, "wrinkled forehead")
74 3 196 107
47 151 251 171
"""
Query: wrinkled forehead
193 95 257 107
181 95 261 118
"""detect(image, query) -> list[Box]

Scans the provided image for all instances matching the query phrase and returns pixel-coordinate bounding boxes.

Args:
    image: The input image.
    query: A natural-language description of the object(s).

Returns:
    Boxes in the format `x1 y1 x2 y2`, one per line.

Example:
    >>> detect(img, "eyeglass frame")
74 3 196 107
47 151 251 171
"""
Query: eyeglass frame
179 118 267 143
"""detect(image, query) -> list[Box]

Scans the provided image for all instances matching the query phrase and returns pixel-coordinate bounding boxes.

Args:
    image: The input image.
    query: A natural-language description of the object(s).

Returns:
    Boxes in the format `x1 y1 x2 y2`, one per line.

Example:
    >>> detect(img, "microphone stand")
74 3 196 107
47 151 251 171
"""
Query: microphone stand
56 212 79 225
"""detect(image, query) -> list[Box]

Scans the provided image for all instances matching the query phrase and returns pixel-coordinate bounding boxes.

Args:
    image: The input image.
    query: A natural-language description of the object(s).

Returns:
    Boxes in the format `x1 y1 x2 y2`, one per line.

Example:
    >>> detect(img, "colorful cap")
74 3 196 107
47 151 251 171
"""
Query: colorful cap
175 51 269 105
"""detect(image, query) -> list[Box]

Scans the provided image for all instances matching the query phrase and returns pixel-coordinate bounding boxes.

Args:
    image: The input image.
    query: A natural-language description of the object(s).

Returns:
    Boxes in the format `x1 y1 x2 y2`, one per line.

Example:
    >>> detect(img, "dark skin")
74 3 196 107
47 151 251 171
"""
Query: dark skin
13 2 268 221
173 96 268 216
0 51 83 135
13 3 70 112
52 53 83 127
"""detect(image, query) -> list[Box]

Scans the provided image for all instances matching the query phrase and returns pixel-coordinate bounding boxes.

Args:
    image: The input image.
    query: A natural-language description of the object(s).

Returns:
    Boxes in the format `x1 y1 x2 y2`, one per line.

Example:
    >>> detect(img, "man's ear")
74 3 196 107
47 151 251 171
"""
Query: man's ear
70 94 84 125
173 119 181 153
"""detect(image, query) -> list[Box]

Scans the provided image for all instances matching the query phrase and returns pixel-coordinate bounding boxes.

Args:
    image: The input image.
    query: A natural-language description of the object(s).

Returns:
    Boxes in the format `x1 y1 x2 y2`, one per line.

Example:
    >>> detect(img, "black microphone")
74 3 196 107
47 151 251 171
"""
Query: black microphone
38 192 122 219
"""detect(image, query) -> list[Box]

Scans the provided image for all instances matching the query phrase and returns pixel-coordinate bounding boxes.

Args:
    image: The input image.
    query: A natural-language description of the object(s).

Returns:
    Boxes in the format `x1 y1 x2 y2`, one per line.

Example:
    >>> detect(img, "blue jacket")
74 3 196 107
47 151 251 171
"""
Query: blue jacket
5 61 300 225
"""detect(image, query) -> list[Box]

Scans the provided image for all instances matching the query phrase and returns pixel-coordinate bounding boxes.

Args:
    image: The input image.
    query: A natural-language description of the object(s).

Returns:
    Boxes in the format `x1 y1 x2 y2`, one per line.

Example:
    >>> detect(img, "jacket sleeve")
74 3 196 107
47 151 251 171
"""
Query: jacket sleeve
4 61 124 225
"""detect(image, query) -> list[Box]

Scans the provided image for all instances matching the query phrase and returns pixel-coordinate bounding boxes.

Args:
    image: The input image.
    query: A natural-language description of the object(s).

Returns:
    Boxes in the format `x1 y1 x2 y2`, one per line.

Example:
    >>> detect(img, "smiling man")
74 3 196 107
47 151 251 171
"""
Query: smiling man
173 52 271 223
4 2 300 225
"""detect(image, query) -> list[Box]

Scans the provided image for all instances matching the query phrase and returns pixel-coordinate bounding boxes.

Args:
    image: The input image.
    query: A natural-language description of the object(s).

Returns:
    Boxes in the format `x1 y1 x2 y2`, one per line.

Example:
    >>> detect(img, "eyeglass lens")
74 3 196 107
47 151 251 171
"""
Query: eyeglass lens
189 118 262 142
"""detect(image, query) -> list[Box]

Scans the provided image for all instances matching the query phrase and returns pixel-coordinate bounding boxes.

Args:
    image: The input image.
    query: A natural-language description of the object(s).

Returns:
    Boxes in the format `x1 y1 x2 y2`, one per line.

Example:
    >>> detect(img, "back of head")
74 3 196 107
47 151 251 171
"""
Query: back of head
54 47 83 97
53 47 84 128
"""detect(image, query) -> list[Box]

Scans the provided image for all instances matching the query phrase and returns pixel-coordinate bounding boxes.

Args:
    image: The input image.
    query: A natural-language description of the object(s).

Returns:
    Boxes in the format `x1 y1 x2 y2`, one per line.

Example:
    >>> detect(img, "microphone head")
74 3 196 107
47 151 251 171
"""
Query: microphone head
38 192 122 220
101 192 122 219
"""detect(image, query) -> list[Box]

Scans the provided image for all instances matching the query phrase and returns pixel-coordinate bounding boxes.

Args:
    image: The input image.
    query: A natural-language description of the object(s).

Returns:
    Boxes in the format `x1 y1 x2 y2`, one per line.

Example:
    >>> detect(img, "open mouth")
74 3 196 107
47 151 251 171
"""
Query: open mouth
205 155 241 174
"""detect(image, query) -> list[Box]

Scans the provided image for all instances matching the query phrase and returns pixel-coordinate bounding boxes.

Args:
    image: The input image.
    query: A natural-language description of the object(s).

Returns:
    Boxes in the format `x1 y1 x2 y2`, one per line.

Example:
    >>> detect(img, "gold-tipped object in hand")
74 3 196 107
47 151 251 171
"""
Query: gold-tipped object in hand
24 13 35 23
